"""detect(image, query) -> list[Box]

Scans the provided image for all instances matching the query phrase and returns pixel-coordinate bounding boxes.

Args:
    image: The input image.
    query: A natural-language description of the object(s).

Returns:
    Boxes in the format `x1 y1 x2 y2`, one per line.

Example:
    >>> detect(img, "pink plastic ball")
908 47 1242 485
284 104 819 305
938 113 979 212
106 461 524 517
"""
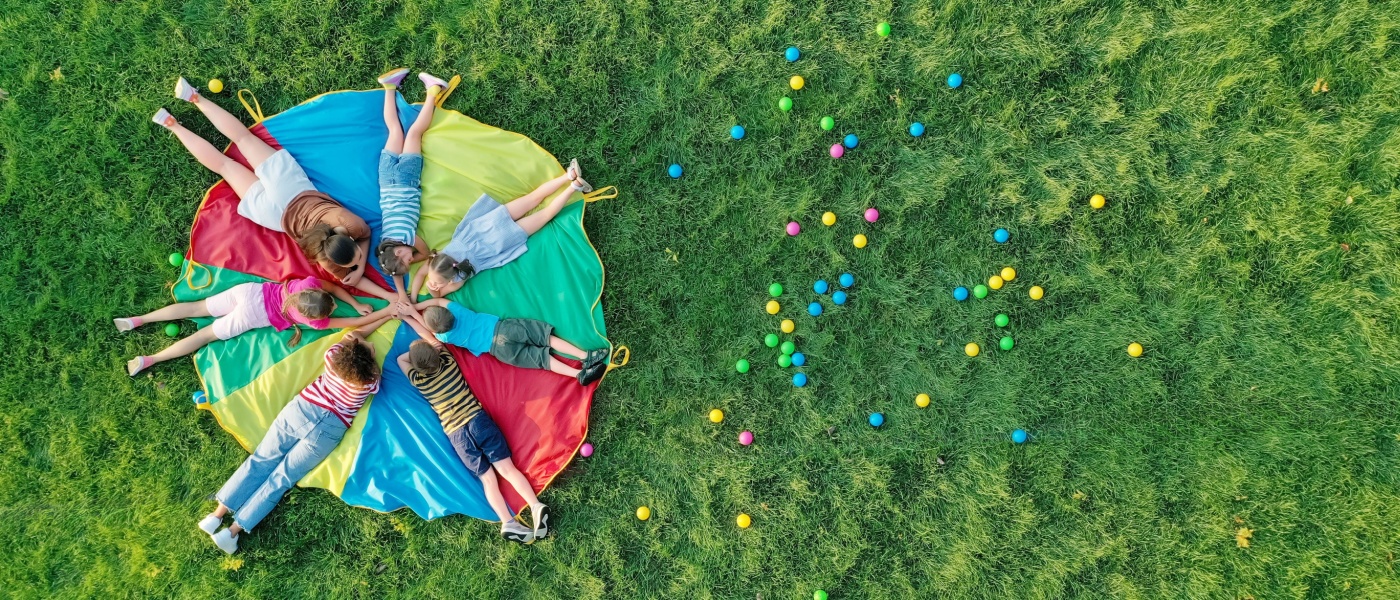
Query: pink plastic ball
830 143 844 158
580 443 594 457
786 221 801 236
739 430 754 445
865 208 879 222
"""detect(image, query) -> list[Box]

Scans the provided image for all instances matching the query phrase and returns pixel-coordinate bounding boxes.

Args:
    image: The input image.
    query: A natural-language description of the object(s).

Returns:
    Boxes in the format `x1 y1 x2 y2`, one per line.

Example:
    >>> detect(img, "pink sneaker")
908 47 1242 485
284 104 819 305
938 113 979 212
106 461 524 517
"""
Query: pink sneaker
377 68 410 89
418 72 449 92
174 77 199 102
151 109 176 129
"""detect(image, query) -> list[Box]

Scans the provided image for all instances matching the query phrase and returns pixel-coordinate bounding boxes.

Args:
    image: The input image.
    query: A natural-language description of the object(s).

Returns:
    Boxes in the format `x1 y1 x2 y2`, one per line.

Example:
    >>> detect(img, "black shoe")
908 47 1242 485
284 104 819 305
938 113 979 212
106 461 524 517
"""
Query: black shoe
577 361 605 385
583 348 609 370
532 504 551 539
501 521 534 544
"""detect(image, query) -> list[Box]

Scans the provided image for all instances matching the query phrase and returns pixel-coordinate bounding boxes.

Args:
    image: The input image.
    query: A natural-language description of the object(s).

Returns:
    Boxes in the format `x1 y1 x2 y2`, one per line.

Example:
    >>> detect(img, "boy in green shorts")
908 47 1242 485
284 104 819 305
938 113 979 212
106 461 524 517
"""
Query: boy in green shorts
405 298 608 384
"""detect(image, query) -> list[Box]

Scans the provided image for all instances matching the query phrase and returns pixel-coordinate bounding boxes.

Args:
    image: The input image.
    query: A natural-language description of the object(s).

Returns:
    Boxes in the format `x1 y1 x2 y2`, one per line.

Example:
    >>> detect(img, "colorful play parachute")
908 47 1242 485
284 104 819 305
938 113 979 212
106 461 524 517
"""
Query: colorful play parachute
172 88 621 520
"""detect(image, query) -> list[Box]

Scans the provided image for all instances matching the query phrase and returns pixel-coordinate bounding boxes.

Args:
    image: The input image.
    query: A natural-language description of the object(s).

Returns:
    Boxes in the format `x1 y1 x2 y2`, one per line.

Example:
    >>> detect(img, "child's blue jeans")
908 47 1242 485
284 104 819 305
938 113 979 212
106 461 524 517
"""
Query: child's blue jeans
215 398 348 531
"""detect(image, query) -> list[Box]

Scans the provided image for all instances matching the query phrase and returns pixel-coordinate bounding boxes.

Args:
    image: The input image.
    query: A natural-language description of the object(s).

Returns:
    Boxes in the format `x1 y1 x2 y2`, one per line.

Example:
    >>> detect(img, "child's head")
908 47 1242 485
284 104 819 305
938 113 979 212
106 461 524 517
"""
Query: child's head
407 340 443 375
299 224 360 268
330 336 380 386
376 240 415 277
426 253 473 289
281 289 336 347
422 305 455 334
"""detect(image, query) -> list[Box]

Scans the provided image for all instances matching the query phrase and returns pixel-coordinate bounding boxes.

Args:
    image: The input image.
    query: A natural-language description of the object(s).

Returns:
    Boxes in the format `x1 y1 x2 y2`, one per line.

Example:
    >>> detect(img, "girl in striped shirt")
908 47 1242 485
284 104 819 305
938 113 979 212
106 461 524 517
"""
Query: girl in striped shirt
373 68 439 304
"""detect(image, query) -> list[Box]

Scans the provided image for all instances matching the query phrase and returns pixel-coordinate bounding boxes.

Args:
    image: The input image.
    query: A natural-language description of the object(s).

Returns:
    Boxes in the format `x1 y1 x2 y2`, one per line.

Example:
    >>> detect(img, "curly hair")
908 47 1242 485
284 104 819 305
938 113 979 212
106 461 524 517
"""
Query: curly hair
329 337 380 386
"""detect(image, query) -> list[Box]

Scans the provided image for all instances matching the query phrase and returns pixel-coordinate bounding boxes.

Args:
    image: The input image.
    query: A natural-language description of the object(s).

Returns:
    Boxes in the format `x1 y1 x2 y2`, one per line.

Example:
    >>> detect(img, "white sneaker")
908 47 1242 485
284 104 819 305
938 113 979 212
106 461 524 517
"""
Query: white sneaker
174 77 199 102
197 514 221 535
210 528 239 554
151 108 176 129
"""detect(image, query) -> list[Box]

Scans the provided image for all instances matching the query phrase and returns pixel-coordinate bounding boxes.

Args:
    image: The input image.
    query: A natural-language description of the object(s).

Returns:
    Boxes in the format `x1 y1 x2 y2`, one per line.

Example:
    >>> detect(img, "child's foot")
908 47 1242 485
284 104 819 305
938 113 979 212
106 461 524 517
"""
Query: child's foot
418 72 449 93
500 521 535 545
197 513 222 535
114 317 143 332
583 348 609 370
377 67 410 89
174 77 199 103
567 159 594 193
577 361 605 385
210 528 238 554
127 356 151 377
531 504 551 539
151 109 176 129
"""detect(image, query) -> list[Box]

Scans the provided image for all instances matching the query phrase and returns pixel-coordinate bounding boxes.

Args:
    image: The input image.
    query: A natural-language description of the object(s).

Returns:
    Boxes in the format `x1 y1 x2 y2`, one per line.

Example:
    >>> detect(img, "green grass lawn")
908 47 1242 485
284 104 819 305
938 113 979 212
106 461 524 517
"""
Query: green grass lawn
3 0 1399 597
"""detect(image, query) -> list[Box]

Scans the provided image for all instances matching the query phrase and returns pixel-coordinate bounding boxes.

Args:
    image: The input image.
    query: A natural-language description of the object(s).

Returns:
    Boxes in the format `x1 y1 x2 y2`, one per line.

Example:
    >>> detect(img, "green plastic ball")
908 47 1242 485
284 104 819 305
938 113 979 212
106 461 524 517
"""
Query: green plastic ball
815 591 829 600
820 116 834 131
877 22 891 37
163 323 180 337
769 283 783 297
995 313 1010 328
168 252 183 267
778 354 792 368
764 333 780 348
780 341 795 355
1000 336 1014 351
973 285 989 299
779 96 793 111
736 359 750 373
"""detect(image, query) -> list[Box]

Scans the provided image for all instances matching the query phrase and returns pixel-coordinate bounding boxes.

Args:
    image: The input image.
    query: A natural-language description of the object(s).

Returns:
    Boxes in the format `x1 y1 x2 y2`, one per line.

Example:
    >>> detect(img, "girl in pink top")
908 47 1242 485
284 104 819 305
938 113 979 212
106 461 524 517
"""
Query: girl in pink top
116 276 394 376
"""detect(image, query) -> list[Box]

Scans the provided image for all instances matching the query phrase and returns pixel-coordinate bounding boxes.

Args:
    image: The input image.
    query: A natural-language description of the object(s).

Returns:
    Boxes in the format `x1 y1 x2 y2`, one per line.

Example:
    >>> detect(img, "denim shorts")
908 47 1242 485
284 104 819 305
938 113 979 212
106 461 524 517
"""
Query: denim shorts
378 150 423 188
447 415 511 477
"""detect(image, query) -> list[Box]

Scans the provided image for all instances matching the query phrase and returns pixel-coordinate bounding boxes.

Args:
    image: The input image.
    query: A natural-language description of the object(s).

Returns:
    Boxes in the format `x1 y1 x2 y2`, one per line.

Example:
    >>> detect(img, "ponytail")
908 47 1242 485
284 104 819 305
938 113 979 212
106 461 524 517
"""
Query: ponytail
296 223 358 266
428 252 473 283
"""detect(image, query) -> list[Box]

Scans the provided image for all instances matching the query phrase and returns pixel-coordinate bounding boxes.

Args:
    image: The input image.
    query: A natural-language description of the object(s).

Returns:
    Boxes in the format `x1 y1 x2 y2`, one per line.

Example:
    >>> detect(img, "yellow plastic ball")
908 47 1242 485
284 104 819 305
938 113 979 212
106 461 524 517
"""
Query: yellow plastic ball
1001 267 1016 281
709 409 724 423
989 275 1004 290
736 513 752 528
1127 342 1143 357
1029 285 1045 300
637 506 651 521
965 343 980 357
853 234 868 248
915 393 930 408
790 75 805 90
766 300 781 315
1090 194 1106 209
780 319 795 333
208 78 224 93
822 212 837 226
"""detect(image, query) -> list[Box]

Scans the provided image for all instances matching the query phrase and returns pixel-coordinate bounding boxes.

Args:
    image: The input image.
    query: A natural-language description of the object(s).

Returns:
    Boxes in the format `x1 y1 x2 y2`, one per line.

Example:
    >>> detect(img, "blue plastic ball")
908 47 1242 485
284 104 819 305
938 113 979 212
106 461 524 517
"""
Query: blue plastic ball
869 412 885 427
909 122 925 137
843 134 858 149
994 228 1010 243
808 302 823 317
953 286 969 301
793 373 808 387
785 46 800 62
948 73 963 88
832 291 847 305
1012 429 1028 444
730 125 745 140
668 163 683 178
813 280 829 294
791 352 806 367
192 390 206 404
839 273 854 288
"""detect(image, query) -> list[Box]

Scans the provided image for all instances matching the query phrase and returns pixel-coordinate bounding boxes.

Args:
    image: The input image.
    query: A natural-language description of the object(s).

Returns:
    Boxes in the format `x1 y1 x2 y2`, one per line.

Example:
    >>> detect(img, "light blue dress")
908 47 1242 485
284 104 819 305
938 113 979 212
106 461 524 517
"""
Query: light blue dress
439 194 529 275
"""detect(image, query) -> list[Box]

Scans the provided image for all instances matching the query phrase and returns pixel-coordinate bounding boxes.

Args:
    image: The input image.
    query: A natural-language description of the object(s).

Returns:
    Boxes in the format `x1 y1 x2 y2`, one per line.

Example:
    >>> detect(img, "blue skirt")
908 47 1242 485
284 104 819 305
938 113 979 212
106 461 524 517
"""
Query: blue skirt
440 194 529 273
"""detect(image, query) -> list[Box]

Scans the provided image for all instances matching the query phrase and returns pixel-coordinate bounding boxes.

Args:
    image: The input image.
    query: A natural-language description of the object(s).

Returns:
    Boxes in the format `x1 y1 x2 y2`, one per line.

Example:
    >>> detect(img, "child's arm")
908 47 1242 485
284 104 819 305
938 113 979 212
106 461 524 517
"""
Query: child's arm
326 305 394 330
412 298 450 311
345 237 372 284
395 353 413 374
349 275 397 302
410 236 431 263
409 256 432 299
320 279 372 316
400 310 445 348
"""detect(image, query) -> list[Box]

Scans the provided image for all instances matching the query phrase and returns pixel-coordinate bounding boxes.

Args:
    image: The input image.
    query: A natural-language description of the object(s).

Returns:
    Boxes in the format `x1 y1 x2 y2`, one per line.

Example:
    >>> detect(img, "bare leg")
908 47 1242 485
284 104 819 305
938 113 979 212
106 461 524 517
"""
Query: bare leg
403 88 438 156
190 95 277 168
213 504 230 518
548 356 581 378
477 467 514 523
548 336 585 360
167 122 258 198
132 299 214 325
130 326 221 374
503 174 572 220
382 88 404 155
493 458 543 513
514 184 575 236
228 523 244 535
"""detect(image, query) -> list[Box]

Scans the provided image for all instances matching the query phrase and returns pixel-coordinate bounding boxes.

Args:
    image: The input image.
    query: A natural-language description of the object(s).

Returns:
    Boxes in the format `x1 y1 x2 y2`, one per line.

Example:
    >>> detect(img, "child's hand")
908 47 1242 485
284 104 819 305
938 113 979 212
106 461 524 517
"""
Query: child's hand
351 301 372 316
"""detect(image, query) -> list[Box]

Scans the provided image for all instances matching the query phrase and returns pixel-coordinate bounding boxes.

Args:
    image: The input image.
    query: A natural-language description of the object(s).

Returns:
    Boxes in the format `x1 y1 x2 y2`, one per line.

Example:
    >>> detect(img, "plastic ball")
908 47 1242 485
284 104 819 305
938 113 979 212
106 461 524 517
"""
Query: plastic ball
1128 342 1144 357
739 431 754 446
791 352 806 367
581 443 594 457
192 390 206 404
1090 193 1106 209
765 333 780 348
832 291 847 305
909 122 925 137
790 75 805 90
839 273 854 288
864 207 879 222
731 125 746 140
815 591 829 600
208 78 224 93
820 116 834 130
814 280 829 294
869 412 885 427
736 359 750 373
973 285 989 299
737 513 752 528
164 323 180 337
709 409 724 423
948 73 963 88
964 342 980 357
953 286 969 301
1001 266 1017 281
1029 285 1045 300
637 506 651 520
779 96 793 111
995 313 1010 328
989 275 1004 290
769 283 784 297
787 221 801 236
829 144 844 158
853 234 867 248
668 163 683 178
785 46 801 62
1012 429 1028 444
999 336 1014 351
766 300 780 315
781 319 795 333
168 252 183 267
793 373 808 387
822 211 836 226
780 341 795 356
994 228 1010 243
843 133 858 148
877 22 891 37
808 302 823 316
778 354 792 368
915 393 930 408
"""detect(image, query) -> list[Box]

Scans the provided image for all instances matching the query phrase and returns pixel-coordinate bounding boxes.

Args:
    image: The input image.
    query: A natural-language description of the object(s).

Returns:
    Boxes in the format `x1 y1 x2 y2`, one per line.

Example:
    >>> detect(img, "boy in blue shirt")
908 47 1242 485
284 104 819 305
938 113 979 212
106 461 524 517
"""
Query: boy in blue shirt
405 298 608 385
